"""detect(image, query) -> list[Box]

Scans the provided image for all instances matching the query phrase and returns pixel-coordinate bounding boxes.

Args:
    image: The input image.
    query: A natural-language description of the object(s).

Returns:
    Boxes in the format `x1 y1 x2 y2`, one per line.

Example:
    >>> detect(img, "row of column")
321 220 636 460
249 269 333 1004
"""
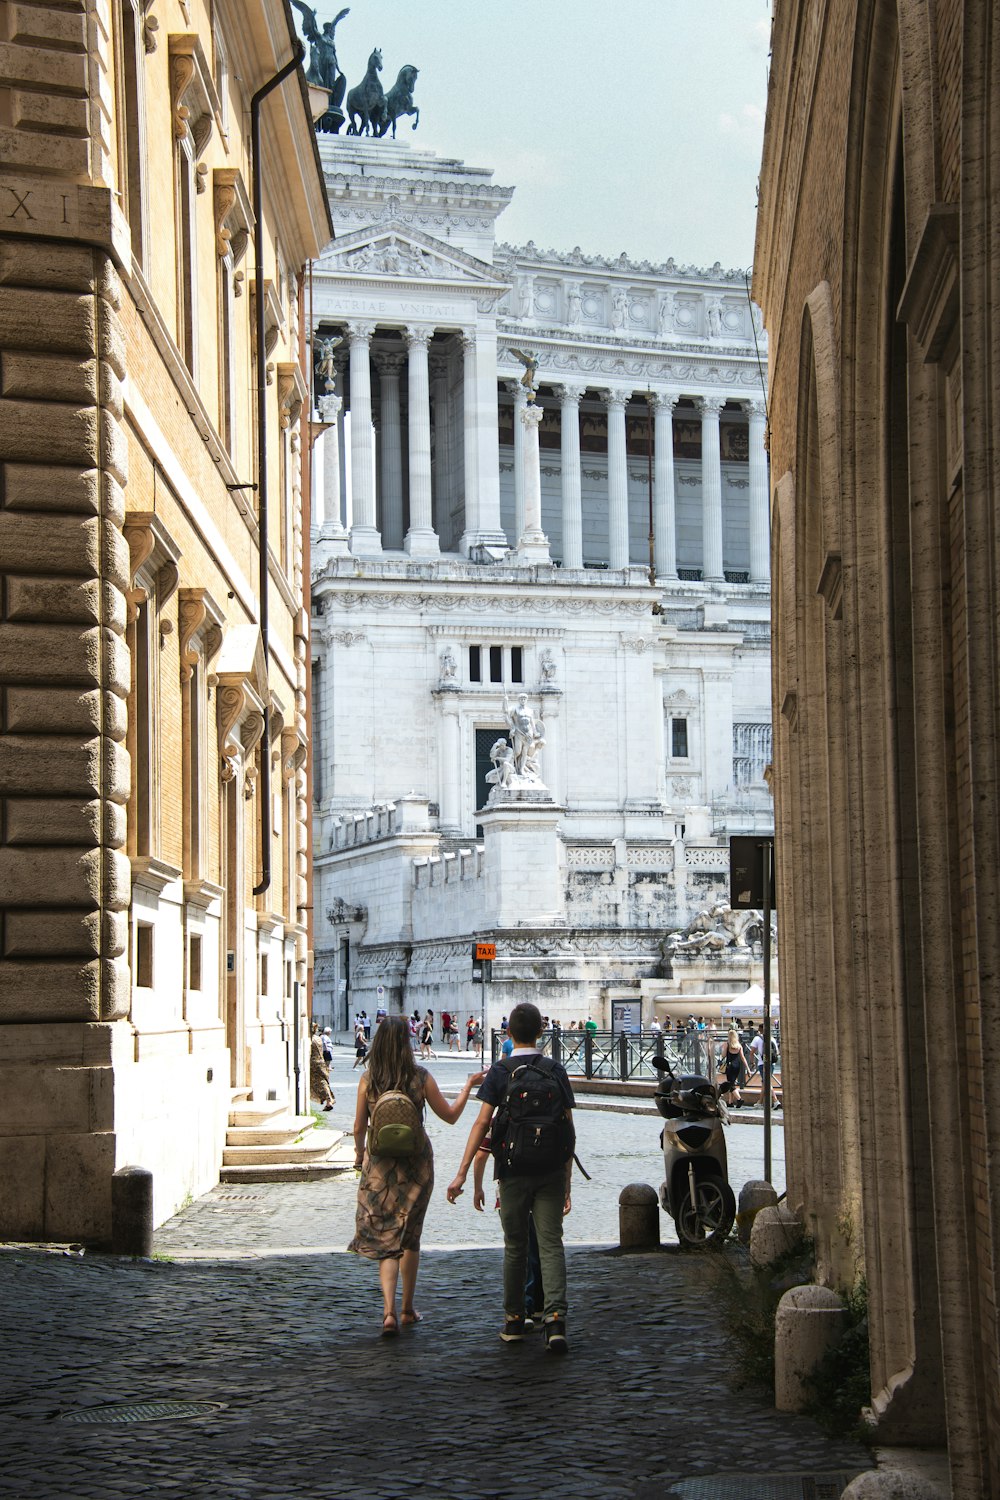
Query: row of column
315 322 509 560
313 321 769 584
508 384 770 582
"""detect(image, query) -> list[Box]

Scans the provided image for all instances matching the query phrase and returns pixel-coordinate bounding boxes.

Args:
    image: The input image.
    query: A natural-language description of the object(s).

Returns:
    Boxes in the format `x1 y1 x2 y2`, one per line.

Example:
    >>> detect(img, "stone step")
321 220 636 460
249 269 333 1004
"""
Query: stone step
227 1102 289 1128
226 1118 317 1148
222 1138 336 1167
219 1158 353 1184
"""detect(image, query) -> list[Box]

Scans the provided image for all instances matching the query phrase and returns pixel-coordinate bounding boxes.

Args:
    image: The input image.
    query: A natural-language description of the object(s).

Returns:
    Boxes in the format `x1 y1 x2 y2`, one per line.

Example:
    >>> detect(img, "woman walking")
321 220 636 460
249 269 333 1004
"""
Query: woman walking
309 1023 336 1111
350 1016 482 1334
717 1026 752 1109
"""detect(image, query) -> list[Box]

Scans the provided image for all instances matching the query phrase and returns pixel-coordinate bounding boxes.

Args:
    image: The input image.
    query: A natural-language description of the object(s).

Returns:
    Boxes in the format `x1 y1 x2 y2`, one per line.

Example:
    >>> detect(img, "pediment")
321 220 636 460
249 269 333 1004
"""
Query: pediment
320 220 508 291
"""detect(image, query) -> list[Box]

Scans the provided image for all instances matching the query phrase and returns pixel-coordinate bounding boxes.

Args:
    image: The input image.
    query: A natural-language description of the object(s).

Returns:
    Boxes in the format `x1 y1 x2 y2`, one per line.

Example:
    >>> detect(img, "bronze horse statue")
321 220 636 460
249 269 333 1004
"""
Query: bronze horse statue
380 65 419 138
346 48 384 135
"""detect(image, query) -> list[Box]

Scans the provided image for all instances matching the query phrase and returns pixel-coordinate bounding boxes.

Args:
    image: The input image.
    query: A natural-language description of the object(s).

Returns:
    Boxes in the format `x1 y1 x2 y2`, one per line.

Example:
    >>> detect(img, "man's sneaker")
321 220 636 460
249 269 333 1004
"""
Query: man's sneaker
523 1314 535 1330
544 1317 568 1355
499 1317 525 1342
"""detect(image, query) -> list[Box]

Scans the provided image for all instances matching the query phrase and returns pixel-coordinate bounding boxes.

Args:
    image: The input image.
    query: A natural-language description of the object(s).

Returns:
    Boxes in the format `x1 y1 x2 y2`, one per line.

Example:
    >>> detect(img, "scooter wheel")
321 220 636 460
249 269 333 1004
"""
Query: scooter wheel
674 1180 736 1248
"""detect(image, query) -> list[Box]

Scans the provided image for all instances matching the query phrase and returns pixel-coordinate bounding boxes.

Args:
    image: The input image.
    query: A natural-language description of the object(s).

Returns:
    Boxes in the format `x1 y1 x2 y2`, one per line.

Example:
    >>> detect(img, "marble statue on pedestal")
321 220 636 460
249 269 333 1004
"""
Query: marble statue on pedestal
504 692 545 778
485 738 515 790
483 695 551 803
509 347 540 402
315 334 343 392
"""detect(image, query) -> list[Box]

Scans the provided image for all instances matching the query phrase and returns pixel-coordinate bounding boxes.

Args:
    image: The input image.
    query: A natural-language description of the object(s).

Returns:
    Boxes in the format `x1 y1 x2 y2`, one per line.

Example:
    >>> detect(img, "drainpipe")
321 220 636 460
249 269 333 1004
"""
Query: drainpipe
251 41 304 896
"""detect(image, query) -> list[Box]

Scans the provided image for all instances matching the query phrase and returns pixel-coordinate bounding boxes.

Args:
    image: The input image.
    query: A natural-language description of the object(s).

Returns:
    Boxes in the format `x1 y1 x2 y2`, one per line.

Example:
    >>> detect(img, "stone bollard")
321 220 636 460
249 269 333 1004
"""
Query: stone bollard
618 1183 659 1251
749 1202 804 1266
840 1470 949 1500
736 1179 778 1246
774 1284 846 1411
111 1165 154 1257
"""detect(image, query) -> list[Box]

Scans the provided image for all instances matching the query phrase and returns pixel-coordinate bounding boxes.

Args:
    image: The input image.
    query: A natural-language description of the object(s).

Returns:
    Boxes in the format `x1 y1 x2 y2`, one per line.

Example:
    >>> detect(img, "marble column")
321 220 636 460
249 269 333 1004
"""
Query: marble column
317 392 349 556
560 383 585 570
746 398 770 582
439 706 462 831
430 354 451 548
604 389 631 570
506 380 527 545
347 321 381 554
651 391 678 580
474 326 507 546
697 394 725 581
514 400 550 564
334 354 348 529
459 332 479 550
652 665 668 803
404 326 439 557
374 351 405 549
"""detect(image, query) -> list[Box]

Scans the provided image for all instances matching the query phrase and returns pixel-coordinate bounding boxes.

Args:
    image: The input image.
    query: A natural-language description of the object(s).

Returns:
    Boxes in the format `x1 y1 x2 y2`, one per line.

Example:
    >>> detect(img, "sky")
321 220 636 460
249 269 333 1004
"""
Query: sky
303 0 772 273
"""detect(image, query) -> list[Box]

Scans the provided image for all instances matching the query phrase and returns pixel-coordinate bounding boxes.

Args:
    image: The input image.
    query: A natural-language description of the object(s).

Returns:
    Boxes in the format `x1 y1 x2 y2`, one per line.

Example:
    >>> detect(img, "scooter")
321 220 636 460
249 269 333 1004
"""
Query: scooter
652 1052 736 1248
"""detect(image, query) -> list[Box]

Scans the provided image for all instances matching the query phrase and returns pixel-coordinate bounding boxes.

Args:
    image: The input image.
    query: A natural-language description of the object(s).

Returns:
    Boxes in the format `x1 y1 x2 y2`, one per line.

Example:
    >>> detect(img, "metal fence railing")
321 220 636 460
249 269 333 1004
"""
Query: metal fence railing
490 1028 781 1084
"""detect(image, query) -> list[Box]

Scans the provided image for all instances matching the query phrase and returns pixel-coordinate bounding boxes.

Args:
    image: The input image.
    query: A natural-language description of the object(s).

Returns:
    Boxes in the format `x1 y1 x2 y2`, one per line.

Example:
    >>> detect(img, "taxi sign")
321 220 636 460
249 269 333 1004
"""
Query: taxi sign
473 942 496 961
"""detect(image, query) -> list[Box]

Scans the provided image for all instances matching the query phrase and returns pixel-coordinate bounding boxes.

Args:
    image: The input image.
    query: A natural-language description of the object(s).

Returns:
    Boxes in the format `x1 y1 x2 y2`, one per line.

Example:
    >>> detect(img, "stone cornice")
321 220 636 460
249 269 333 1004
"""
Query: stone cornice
321 165 514 219
424 623 566 639
495 334 762 392
498 241 749 286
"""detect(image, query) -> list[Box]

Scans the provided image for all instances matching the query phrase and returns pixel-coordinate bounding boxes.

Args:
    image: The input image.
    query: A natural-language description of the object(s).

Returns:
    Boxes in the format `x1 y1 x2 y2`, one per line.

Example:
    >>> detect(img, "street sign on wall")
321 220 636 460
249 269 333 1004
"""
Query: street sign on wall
472 940 495 981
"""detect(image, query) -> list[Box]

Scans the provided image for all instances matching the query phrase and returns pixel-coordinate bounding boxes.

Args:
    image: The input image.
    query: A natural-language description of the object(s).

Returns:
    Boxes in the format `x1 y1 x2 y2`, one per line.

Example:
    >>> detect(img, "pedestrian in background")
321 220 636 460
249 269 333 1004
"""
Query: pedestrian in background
717 1027 752 1109
310 1024 336 1112
349 1016 483 1335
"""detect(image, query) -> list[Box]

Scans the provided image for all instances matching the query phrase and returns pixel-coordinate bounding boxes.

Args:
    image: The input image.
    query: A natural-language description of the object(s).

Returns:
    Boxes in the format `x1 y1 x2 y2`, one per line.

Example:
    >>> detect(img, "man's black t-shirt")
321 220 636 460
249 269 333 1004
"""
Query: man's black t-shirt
477 1050 576 1111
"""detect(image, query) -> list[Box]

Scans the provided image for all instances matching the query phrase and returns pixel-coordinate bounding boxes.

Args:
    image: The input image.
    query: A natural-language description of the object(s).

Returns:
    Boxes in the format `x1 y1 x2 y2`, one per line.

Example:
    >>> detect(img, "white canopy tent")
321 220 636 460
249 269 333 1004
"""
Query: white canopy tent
720 983 779 1019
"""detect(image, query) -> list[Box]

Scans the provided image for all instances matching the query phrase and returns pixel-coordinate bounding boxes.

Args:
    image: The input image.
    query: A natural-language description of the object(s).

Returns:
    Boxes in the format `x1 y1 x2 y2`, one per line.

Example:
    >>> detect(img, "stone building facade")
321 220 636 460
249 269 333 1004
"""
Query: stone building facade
755 1 1000 1490
310 135 772 1031
0 0 329 1240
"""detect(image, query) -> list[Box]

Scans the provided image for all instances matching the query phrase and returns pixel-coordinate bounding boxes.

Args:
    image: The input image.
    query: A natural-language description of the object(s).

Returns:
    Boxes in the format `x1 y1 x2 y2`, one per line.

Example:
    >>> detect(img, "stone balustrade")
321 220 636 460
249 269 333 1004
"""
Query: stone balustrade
331 801 399 849
412 846 484 888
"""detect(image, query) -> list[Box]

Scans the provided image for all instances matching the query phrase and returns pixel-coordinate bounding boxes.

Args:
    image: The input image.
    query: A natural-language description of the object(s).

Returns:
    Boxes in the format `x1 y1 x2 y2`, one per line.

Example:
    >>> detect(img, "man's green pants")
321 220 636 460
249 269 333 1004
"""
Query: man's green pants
498 1169 567 1321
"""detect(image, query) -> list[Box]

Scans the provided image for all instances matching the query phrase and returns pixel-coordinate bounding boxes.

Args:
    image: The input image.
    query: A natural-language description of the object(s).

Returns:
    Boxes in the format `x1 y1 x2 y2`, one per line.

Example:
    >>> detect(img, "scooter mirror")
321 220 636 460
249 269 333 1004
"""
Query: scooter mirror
651 1054 673 1073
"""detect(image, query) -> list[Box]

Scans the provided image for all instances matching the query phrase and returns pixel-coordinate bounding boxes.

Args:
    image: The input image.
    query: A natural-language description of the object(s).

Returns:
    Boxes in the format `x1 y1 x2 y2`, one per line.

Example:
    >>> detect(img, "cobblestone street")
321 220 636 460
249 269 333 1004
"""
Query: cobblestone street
0 1073 865 1500
0 1239 866 1500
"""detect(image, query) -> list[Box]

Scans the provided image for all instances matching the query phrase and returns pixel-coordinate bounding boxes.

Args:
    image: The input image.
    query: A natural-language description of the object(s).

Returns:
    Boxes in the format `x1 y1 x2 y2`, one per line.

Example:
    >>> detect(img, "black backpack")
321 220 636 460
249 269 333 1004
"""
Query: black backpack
491 1055 575 1179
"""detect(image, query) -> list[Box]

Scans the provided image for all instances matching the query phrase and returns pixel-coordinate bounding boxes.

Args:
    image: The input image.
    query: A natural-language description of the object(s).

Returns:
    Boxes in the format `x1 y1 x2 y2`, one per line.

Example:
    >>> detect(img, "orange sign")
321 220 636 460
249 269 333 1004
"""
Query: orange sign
474 942 496 961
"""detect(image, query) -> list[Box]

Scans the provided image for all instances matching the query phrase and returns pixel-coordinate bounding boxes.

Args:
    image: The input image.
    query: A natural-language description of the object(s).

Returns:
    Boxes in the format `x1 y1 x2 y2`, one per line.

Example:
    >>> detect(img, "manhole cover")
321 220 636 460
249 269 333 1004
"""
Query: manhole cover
59 1401 226 1425
665 1476 862 1500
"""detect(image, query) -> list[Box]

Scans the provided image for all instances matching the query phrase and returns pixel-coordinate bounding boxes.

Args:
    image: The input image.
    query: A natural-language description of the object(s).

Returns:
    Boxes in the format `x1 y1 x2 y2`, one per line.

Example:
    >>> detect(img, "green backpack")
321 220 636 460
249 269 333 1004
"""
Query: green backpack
367 1088 425 1158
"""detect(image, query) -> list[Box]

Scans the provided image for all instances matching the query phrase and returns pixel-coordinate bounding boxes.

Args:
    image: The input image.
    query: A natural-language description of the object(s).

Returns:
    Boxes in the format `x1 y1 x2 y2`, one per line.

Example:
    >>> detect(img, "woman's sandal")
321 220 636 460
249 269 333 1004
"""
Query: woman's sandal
400 1310 422 1326
381 1312 399 1337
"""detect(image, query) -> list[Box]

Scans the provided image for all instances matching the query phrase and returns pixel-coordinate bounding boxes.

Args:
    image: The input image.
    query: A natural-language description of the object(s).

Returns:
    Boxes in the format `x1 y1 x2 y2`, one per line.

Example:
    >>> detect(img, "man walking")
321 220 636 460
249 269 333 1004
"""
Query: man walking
447 1002 575 1353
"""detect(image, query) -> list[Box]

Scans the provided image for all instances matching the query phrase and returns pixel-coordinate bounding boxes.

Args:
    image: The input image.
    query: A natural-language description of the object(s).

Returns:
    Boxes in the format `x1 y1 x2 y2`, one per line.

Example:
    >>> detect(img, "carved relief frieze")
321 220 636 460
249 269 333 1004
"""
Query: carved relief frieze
327 897 367 925
318 589 652 617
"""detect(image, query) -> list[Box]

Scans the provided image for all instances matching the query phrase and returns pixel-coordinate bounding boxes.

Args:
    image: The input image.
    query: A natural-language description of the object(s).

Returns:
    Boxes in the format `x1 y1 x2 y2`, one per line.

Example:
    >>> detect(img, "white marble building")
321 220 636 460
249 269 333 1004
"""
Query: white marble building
310 136 771 1031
